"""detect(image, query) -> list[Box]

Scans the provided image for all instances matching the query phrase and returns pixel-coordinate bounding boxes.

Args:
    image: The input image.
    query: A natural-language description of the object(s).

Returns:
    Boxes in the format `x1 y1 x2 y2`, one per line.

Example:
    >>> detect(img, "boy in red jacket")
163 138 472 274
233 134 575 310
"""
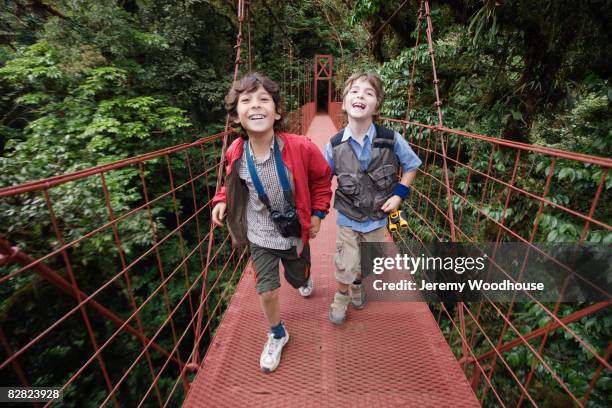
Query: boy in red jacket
211 73 331 373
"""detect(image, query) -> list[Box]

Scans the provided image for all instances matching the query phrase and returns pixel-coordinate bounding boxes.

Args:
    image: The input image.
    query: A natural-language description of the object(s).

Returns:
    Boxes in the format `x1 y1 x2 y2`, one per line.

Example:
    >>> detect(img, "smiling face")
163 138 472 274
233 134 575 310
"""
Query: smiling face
342 76 381 122
225 73 284 139
234 85 281 139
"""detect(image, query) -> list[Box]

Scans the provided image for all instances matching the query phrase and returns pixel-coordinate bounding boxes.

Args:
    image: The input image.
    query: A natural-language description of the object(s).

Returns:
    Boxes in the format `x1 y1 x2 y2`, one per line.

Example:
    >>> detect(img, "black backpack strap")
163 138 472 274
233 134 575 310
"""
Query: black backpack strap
372 124 395 149
330 130 345 148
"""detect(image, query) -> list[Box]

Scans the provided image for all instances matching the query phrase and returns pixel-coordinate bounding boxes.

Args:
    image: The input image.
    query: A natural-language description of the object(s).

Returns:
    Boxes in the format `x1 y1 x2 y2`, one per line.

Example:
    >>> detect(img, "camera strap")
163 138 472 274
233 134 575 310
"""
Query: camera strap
244 136 295 212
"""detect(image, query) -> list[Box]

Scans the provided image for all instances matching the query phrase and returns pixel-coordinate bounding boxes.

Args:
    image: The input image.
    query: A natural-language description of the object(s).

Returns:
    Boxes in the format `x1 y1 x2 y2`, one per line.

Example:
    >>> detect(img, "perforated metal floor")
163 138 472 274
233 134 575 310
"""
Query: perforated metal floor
183 114 479 407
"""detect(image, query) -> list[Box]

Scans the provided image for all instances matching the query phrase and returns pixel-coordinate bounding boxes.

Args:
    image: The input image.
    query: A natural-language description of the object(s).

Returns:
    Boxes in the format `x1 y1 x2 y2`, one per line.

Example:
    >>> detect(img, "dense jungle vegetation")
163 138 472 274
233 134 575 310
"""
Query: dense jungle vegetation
1 0 610 406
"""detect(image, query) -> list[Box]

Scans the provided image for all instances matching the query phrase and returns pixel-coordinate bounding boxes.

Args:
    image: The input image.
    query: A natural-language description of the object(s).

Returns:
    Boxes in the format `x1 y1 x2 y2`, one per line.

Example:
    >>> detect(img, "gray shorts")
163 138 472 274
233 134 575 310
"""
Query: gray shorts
250 243 311 293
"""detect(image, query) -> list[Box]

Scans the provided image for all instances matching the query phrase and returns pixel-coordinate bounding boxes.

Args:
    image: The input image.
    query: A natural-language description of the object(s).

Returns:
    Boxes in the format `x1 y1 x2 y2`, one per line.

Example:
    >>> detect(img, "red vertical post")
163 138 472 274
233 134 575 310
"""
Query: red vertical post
313 58 317 111
314 54 333 113
328 56 333 108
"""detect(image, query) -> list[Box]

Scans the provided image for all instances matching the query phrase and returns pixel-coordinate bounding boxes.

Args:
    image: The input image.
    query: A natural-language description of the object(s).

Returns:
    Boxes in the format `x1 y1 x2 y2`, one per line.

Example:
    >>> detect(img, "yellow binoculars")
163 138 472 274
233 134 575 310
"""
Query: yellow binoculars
387 210 408 233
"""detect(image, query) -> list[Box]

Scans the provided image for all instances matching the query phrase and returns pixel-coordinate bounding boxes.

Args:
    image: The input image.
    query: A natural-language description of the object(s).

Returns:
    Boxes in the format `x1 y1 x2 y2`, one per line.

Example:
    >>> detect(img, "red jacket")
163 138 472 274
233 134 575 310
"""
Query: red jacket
212 132 332 248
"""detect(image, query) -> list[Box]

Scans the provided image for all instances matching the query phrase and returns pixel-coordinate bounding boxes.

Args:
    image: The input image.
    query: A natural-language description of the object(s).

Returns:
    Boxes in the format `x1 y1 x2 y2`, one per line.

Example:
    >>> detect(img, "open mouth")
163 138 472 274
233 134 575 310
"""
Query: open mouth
248 114 265 120
352 103 366 110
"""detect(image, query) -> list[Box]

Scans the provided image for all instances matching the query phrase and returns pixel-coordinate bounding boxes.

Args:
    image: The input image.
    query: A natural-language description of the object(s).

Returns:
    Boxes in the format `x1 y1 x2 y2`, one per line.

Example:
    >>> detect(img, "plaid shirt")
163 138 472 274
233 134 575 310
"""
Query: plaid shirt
238 136 298 250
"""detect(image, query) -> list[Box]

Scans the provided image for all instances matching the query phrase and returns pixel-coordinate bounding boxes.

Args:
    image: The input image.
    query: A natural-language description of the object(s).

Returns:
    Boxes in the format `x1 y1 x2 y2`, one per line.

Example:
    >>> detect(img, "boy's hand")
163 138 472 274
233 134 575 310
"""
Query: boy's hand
381 195 402 213
212 203 226 226
309 215 321 238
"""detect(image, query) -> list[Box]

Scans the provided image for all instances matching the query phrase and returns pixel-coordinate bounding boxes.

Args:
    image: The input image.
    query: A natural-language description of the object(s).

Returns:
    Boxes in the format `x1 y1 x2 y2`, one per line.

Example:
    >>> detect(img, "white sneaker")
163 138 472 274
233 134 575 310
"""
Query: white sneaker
260 327 290 373
298 276 313 297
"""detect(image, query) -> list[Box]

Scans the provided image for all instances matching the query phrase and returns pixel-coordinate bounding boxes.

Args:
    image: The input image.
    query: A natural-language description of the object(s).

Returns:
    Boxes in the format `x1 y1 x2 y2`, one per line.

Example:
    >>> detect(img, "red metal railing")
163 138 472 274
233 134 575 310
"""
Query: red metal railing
382 116 612 407
0 130 251 407
379 1 612 402
328 101 344 131
284 57 316 135
285 102 316 136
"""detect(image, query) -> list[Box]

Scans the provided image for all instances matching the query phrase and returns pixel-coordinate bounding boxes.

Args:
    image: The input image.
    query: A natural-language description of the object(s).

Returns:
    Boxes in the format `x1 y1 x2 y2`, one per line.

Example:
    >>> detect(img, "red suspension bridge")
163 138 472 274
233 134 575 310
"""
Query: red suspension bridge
1 1 610 407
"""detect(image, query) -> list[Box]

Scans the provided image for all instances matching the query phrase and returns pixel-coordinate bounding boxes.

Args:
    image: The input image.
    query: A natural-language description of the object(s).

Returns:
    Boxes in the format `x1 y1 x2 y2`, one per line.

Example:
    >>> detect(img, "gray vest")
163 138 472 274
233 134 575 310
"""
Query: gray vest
331 125 399 221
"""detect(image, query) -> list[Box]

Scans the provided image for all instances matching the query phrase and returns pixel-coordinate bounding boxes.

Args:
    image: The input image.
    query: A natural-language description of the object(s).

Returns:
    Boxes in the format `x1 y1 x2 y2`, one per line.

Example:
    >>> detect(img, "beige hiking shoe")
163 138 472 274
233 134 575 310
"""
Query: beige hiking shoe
350 284 366 309
329 291 351 325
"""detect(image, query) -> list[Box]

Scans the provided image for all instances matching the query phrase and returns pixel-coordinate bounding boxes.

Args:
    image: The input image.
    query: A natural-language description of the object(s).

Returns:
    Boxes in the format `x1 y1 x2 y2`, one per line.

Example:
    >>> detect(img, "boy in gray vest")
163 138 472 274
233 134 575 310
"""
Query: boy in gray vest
323 72 421 324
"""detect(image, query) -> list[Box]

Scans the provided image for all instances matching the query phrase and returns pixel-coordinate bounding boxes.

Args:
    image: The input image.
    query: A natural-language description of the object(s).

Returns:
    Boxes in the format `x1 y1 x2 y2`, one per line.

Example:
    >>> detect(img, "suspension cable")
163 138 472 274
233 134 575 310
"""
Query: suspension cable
191 0 247 369
247 0 252 72
405 0 424 120
420 0 455 241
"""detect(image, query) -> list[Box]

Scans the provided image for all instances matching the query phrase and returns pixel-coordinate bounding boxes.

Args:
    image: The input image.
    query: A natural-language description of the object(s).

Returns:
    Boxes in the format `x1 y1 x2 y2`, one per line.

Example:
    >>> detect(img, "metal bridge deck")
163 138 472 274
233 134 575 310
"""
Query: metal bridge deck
183 114 480 407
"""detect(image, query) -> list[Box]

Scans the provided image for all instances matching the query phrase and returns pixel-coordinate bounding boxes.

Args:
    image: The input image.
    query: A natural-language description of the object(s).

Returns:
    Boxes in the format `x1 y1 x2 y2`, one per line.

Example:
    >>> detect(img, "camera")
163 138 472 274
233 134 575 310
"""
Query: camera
270 207 302 238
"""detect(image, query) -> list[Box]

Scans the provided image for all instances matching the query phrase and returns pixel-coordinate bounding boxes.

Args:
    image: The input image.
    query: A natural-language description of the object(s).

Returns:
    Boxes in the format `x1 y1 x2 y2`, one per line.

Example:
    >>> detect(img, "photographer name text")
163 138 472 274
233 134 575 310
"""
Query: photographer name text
372 279 544 292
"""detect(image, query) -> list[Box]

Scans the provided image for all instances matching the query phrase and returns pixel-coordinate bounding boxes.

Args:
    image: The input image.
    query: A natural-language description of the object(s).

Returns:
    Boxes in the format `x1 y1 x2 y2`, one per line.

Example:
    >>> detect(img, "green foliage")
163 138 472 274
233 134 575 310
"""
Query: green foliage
350 0 388 26
0 40 191 184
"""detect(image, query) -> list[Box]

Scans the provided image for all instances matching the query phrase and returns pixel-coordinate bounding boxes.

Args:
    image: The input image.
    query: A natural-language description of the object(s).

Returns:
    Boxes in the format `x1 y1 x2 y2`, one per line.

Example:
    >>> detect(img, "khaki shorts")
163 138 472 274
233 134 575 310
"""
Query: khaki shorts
334 226 385 285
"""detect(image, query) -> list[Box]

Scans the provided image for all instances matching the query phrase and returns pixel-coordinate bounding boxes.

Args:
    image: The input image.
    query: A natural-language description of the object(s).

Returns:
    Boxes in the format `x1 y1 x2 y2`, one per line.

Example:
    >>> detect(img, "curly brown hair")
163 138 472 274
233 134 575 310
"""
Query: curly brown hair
224 73 284 136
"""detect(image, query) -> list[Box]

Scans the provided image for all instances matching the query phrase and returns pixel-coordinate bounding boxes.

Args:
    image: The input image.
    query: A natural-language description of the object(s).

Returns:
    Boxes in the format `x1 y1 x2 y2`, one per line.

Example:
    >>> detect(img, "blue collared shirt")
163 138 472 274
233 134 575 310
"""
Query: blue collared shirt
323 123 422 232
